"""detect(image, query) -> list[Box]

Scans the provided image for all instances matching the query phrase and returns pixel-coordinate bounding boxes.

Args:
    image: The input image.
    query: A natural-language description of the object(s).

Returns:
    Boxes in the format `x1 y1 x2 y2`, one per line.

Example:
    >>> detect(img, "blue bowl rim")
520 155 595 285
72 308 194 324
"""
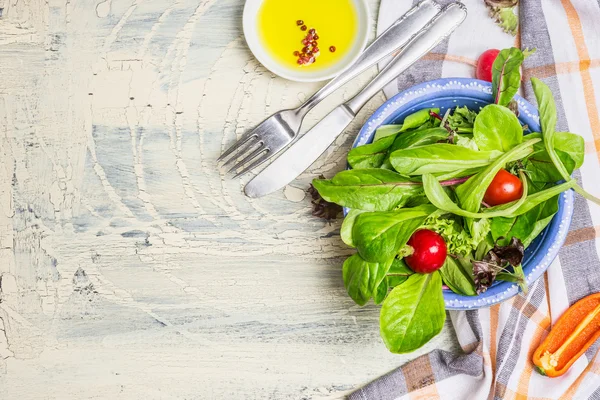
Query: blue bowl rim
348 78 574 310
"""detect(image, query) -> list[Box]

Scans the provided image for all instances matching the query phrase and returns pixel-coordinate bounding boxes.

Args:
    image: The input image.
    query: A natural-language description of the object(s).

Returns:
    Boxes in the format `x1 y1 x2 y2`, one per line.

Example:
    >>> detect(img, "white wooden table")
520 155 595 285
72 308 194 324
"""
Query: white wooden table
0 1 460 398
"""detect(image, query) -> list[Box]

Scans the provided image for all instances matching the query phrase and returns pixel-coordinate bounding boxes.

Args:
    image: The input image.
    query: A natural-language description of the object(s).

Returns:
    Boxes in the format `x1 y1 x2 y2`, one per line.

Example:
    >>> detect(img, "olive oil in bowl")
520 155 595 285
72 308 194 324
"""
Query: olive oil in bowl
257 0 361 73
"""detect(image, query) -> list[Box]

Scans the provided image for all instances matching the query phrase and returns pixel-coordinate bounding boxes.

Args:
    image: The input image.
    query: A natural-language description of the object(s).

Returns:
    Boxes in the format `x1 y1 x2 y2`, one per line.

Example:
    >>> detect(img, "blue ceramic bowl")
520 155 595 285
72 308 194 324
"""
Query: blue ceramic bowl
350 78 574 310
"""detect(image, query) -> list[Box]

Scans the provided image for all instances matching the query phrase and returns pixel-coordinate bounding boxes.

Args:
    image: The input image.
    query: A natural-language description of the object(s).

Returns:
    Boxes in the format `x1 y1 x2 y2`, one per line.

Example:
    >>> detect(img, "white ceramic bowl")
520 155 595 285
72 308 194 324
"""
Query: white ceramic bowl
242 0 370 83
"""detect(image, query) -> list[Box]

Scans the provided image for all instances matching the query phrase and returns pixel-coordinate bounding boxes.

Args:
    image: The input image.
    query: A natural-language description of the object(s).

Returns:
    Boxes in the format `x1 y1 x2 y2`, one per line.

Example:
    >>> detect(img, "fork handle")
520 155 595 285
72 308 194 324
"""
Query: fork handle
295 0 441 116
346 3 467 114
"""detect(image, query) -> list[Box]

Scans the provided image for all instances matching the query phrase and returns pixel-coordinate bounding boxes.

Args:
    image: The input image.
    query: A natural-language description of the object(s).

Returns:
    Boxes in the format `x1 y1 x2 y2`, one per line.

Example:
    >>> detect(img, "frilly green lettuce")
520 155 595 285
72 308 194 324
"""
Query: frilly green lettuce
424 215 479 256
489 6 518 36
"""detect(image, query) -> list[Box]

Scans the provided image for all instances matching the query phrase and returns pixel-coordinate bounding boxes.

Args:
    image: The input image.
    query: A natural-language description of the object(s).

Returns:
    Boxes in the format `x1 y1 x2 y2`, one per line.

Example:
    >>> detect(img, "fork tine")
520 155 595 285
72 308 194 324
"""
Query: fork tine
227 146 268 175
220 137 261 170
233 151 272 178
217 131 259 163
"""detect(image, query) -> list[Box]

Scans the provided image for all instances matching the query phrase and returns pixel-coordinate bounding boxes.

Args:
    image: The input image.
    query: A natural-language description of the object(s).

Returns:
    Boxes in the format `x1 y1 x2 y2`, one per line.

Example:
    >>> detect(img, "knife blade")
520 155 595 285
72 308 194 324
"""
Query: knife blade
245 105 355 198
244 2 467 198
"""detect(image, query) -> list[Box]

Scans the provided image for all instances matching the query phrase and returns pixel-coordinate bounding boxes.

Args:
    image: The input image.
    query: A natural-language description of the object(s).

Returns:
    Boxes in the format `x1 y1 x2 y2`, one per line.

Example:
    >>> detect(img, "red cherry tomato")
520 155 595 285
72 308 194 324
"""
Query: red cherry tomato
483 169 524 206
476 49 500 82
405 230 447 274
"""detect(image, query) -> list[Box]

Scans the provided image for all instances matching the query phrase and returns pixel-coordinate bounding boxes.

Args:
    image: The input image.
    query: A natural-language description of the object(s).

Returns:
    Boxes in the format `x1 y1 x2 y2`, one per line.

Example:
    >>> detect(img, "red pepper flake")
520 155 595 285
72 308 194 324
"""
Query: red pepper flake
329 46 336 53
294 26 323 66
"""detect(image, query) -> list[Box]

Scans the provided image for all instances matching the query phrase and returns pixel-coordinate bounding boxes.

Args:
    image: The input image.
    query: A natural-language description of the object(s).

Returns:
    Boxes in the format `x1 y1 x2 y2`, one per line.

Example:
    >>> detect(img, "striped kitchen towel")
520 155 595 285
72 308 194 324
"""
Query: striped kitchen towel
350 0 600 399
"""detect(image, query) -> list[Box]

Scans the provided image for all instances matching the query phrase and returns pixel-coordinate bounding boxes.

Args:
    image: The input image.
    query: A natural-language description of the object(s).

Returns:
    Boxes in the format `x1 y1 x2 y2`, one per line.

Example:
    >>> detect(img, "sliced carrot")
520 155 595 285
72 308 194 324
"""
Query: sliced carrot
533 293 600 377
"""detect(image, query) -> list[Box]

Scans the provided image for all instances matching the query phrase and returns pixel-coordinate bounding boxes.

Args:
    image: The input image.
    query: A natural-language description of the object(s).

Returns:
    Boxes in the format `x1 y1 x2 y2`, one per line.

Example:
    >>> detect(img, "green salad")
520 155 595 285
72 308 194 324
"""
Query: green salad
312 47 600 354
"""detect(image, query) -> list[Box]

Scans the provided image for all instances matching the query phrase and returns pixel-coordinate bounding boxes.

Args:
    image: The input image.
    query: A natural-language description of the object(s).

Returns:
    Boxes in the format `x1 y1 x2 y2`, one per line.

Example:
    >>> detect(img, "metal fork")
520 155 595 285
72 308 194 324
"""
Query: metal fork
217 0 441 177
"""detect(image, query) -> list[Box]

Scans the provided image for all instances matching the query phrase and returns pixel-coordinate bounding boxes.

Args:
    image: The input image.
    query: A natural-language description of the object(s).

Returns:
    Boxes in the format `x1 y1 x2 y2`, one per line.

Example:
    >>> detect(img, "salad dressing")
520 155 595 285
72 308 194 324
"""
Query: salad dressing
257 0 359 70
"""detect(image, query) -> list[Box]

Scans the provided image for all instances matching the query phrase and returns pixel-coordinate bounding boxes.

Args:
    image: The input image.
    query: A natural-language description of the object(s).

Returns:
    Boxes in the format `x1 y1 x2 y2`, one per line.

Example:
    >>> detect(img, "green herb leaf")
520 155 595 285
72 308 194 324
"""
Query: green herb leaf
470 218 492 247
386 258 414 288
491 196 559 247
340 209 366 247
380 272 446 353
389 144 502 176
531 78 567 177
524 132 585 182
473 104 523 151
440 257 477 296
475 237 494 261
374 277 389 305
343 254 394 306
531 78 600 205
389 127 449 152
401 108 439 131
490 216 515 244
353 205 436 263
531 77 600 206
446 106 478 134
489 180 575 216
497 265 528 294
520 201 559 247
455 134 479 150
423 170 529 219
308 178 343 220
523 48 536 59
488 6 519 36
311 169 423 212
434 167 484 181
375 127 449 172
347 135 396 169
456 139 539 213
373 125 402 142
423 173 483 218
373 108 438 141
492 47 525 106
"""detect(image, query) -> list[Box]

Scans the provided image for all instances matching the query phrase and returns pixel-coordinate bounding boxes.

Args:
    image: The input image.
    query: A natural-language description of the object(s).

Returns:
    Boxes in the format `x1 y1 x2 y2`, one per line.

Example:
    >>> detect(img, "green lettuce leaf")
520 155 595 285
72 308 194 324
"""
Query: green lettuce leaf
312 169 423 212
343 254 394 306
440 257 477 296
353 205 436 263
380 272 445 353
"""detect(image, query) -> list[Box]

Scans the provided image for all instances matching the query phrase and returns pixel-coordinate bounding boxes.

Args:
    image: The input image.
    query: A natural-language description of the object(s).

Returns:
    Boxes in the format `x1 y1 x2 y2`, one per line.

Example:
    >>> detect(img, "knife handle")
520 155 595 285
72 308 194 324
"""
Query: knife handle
346 2 467 114
296 0 441 116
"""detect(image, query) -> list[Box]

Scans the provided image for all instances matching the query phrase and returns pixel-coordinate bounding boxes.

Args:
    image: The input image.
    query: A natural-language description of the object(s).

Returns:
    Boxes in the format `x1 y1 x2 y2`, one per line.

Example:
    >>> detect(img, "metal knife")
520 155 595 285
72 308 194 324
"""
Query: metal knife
245 3 467 198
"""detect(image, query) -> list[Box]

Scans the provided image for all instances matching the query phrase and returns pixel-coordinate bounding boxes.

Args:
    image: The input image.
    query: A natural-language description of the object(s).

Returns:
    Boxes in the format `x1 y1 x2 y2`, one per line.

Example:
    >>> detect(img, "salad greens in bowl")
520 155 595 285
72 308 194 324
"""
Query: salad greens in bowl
311 47 600 354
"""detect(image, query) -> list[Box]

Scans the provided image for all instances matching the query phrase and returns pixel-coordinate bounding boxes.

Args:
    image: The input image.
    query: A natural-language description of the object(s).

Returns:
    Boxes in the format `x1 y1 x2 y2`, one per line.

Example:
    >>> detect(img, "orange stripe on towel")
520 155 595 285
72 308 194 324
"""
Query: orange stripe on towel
560 0 600 161
422 52 477 67
525 59 600 79
515 316 551 400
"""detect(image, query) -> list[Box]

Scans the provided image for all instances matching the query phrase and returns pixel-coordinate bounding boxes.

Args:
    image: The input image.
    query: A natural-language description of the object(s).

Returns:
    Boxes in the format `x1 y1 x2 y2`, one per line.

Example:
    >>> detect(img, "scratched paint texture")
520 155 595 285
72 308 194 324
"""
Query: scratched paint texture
0 0 459 398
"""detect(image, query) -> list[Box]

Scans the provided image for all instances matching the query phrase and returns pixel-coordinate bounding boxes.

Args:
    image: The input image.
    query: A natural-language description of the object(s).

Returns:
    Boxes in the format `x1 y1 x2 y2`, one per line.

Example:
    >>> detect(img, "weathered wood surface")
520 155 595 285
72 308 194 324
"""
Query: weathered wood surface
0 1 460 398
